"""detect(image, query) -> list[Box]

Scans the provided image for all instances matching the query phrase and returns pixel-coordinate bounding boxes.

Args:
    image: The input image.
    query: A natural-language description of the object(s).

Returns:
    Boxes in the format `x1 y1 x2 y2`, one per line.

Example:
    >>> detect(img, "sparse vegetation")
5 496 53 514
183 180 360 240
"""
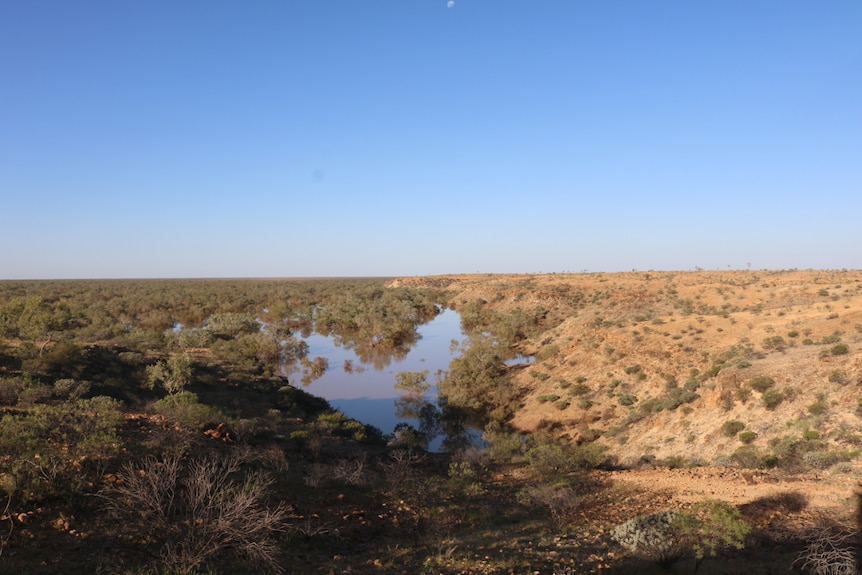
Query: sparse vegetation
3 271 862 574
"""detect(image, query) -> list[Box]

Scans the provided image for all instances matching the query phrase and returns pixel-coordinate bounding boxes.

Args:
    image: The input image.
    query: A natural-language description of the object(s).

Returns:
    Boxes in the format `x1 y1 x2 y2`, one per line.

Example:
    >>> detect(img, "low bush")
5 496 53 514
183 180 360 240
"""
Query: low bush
569 383 590 396
808 401 828 416
721 420 746 437
748 376 775 392
152 391 223 428
831 343 850 356
738 431 757 444
516 482 580 527
103 454 291 573
612 511 687 567
762 389 785 409
618 394 638 406
734 387 752 403
675 500 751 569
762 336 787 352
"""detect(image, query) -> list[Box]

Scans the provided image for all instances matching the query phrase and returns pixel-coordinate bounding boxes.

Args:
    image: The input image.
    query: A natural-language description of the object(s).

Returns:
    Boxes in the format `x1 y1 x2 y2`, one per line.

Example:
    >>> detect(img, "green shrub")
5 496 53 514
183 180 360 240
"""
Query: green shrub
675 500 751 567
570 383 590 396
761 389 785 409
803 429 820 441
738 431 757 444
831 343 850 356
702 365 724 380
146 353 193 395
0 378 22 406
734 387 752 403
829 370 849 384
729 445 763 469
802 451 841 470
536 343 560 360
152 391 222 428
807 401 827 416
762 336 787 352
525 440 605 474
618 393 638 406
639 397 663 414
663 374 679 389
748 376 775 392
663 389 699 410
52 378 91 401
537 394 560 403
683 379 701 392
570 442 607 469
581 428 603 442
721 420 746 437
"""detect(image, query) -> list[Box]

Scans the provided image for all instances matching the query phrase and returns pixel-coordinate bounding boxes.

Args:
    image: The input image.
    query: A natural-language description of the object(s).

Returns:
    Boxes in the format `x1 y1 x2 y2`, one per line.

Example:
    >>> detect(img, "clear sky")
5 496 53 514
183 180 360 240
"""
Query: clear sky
1 1 860 279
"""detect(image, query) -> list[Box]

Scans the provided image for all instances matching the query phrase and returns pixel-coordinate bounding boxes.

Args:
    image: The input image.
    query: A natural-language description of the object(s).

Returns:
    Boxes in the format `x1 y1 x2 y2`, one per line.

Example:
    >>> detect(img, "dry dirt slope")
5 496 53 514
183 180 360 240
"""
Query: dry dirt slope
393 270 862 467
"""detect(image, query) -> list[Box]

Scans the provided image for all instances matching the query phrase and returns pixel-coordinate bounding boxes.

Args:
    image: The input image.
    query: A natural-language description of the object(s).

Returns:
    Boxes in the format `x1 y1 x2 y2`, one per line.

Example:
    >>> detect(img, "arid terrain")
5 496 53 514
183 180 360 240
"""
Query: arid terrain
395 270 862 518
2 271 862 574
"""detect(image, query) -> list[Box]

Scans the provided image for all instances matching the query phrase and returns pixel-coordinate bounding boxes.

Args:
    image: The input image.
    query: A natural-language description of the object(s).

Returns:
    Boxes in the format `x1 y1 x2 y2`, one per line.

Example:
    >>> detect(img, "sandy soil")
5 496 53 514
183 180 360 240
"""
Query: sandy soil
607 466 856 511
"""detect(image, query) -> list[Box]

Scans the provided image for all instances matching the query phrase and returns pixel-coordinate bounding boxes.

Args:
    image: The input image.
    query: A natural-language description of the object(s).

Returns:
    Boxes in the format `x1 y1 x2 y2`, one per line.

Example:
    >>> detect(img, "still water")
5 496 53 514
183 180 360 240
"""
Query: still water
289 309 465 438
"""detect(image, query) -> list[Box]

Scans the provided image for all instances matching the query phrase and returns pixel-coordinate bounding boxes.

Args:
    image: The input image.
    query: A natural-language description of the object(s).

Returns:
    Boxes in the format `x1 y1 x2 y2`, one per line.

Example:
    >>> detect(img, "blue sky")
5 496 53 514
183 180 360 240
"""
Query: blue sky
1 1 860 279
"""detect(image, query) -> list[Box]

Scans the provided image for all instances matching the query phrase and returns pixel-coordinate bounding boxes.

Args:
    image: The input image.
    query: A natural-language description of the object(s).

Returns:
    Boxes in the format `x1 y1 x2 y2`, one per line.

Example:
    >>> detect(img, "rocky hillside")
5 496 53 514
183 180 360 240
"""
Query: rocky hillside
393 270 862 467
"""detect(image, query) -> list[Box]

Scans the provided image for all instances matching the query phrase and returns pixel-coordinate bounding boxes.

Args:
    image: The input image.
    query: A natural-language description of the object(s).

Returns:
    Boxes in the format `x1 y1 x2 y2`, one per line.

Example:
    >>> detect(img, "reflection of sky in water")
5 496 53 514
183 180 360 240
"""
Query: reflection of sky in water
293 309 464 436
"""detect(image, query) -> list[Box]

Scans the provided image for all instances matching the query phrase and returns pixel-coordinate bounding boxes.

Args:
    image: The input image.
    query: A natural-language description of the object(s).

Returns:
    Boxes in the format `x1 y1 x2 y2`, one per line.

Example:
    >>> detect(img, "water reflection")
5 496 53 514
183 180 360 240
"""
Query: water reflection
285 309 472 449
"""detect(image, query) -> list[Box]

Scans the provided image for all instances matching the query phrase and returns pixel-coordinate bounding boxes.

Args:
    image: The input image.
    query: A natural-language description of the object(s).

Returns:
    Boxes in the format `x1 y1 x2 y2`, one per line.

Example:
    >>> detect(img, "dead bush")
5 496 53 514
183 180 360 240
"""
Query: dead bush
794 525 857 575
102 454 292 573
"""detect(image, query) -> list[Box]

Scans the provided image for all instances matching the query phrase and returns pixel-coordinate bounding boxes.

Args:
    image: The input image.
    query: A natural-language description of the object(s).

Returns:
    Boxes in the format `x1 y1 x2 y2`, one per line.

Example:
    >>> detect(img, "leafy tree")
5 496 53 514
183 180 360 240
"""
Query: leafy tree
438 337 512 420
0 296 73 353
146 353 192 395
206 312 259 339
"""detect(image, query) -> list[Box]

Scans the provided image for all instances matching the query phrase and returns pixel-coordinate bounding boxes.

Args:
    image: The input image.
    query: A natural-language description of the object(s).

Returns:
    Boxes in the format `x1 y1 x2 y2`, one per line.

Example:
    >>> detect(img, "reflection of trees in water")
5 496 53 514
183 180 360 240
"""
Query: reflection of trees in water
393 371 478 452
277 343 327 387
297 356 328 386
323 329 419 371
351 339 413 370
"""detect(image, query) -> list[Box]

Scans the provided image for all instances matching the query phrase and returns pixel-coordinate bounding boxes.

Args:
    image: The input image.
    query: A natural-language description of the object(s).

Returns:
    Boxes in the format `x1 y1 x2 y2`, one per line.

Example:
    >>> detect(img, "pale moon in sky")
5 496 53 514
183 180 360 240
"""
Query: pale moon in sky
447 1 454 7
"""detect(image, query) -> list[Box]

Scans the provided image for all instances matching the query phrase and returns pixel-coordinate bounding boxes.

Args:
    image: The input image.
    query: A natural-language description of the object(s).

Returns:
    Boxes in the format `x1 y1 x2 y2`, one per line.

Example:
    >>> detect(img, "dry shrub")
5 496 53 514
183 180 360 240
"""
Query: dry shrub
103 454 292 573
516 482 580 527
794 525 857 575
